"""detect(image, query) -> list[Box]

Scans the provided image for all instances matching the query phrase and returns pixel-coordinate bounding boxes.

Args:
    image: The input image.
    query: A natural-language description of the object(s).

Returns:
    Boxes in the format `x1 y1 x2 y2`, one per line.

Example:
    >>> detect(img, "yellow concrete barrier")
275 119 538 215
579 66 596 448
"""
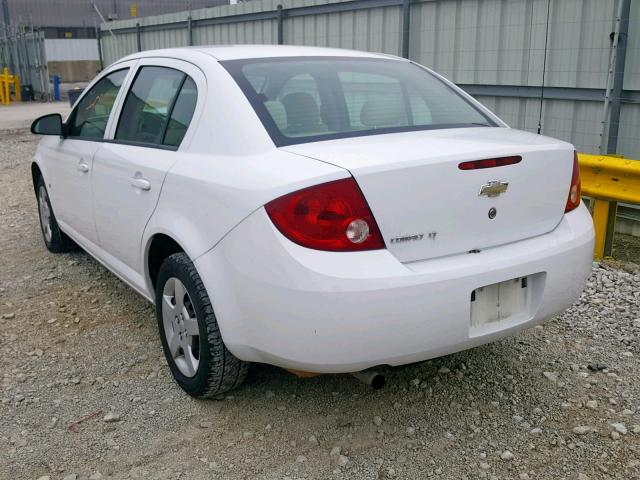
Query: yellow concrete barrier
578 153 640 259
0 67 21 105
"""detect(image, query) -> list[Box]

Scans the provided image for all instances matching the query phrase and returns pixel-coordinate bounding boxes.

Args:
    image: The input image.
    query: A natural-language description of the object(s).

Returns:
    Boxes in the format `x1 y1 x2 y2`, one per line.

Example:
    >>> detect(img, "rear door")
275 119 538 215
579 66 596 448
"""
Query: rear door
92 58 202 274
47 66 133 244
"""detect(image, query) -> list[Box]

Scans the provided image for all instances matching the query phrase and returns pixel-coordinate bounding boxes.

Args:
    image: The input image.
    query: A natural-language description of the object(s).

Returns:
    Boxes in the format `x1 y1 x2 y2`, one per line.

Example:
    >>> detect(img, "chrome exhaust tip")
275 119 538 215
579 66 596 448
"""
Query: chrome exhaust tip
350 370 385 389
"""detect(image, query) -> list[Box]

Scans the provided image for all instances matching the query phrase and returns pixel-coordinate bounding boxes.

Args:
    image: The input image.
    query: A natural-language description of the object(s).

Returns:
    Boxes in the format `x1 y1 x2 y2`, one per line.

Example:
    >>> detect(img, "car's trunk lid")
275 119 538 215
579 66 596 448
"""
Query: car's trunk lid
283 127 574 263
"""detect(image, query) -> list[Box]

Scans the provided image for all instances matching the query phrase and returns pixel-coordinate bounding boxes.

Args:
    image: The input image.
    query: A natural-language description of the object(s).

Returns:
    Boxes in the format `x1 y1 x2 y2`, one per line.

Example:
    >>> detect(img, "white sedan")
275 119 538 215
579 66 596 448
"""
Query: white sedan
30 45 594 397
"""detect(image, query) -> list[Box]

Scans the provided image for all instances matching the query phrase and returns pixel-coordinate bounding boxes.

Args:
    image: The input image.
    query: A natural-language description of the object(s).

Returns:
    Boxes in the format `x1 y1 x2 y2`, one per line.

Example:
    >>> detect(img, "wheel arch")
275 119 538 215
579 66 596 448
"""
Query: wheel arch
31 161 43 194
145 232 190 295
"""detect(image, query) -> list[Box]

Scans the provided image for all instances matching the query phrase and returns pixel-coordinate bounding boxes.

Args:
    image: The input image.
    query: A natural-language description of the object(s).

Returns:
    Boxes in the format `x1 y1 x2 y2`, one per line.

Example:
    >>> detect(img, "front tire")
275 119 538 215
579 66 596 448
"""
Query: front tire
155 252 249 398
35 176 77 253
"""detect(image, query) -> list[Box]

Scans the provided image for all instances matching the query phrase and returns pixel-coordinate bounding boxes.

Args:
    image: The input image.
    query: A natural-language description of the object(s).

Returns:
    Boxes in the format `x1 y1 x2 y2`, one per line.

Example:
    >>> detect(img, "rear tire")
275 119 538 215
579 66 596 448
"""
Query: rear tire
35 176 77 253
155 252 249 398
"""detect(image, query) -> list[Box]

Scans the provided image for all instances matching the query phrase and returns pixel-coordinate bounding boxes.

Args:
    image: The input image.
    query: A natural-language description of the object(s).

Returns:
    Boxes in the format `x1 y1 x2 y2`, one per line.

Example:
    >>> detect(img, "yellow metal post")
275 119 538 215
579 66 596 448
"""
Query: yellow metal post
591 199 609 259
2 68 10 105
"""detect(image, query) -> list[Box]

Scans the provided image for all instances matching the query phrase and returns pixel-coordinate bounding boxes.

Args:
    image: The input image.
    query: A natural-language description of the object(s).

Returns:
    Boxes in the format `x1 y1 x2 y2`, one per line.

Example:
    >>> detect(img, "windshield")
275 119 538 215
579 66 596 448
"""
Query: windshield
222 56 496 146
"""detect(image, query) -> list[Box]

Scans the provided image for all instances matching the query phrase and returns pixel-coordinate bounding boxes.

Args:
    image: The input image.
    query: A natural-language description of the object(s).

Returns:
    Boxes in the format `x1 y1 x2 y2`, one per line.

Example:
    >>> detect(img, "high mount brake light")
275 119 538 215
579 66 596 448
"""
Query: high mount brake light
565 151 582 213
458 156 521 170
265 178 385 252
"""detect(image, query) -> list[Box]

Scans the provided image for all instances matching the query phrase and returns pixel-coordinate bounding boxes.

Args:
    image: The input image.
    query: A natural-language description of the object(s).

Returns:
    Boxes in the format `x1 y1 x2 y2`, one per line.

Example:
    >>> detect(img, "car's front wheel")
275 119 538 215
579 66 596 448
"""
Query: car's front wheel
35 176 77 253
155 252 249 398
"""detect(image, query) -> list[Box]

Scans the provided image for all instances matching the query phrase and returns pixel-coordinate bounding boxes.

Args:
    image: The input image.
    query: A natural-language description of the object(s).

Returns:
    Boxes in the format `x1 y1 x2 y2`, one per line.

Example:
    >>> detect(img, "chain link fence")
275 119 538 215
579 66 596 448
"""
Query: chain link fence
0 28 50 99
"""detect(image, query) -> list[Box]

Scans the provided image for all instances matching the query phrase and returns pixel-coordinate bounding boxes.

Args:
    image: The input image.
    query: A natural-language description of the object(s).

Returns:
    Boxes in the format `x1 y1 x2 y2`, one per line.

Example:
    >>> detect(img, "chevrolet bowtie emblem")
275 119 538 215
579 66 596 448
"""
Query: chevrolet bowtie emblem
479 180 509 197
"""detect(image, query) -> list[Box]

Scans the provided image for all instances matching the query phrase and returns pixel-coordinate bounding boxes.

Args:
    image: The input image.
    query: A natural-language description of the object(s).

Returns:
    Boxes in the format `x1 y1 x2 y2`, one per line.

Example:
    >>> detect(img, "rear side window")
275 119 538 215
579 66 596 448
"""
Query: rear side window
67 69 128 139
115 66 197 147
163 77 198 147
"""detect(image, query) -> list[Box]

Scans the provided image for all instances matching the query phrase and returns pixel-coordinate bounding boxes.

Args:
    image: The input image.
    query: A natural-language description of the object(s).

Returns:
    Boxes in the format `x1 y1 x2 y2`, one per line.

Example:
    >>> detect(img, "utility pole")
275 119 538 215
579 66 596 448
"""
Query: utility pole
606 0 630 155
88 0 115 37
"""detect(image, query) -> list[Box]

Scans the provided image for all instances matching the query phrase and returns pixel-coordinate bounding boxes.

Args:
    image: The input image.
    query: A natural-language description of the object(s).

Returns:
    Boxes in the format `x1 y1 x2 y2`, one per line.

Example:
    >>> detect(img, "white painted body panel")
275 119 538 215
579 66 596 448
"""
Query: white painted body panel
284 128 575 262
92 142 177 270
41 137 101 243
32 45 595 373
196 204 594 372
146 150 347 262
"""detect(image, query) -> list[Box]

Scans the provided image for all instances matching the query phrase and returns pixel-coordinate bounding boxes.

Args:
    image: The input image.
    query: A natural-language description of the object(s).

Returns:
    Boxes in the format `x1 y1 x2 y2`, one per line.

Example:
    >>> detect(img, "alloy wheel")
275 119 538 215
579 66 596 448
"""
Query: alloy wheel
161 277 200 377
38 185 52 243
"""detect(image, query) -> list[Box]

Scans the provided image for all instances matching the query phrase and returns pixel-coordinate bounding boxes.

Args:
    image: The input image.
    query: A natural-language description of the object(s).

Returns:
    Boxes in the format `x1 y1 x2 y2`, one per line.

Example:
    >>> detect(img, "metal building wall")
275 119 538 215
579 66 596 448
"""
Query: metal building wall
621 0 640 157
407 0 621 155
98 0 639 159
410 0 615 87
0 0 227 29
283 1 403 54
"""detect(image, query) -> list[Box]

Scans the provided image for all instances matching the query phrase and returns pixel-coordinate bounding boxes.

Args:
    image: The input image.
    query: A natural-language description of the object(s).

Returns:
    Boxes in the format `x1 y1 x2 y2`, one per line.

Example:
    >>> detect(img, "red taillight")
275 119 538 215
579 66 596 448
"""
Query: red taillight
265 178 385 252
565 151 581 213
458 156 521 170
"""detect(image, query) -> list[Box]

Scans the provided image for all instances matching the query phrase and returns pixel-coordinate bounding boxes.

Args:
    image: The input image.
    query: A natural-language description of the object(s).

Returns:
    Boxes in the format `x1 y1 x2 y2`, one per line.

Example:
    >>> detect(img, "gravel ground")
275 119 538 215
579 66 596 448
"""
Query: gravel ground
1 128 639 480
612 233 640 265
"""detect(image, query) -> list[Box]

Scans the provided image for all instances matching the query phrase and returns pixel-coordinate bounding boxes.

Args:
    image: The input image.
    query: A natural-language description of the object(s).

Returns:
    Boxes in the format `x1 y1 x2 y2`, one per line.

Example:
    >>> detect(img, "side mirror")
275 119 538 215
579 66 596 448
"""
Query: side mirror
31 113 65 136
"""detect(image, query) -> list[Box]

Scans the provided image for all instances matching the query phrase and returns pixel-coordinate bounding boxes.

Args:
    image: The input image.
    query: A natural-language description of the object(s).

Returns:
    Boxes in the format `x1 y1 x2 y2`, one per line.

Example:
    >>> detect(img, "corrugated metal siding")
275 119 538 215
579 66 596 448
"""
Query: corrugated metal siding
411 0 616 89
98 0 639 159
544 0 615 89
475 96 605 154
101 32 138 64
619 103 640 160
285 6 402 54
195 19 277 45
625 0 640 90
142 27 189 50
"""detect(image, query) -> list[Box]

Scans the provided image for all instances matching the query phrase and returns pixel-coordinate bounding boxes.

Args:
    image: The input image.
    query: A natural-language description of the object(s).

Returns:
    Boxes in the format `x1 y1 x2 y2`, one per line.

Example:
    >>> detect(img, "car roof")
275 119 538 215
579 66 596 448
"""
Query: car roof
116 44 404 63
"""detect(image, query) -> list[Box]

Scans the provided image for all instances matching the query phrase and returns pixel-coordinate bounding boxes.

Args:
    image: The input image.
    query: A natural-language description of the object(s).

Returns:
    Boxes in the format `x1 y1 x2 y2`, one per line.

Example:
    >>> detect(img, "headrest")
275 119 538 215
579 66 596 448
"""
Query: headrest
360 97 404 128
281 92 321 134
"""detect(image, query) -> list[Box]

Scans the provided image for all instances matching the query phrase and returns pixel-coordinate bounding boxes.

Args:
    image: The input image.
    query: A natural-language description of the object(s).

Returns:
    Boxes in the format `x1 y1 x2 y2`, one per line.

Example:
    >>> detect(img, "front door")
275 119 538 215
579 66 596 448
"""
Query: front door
48 67 132 244
92 59 201 275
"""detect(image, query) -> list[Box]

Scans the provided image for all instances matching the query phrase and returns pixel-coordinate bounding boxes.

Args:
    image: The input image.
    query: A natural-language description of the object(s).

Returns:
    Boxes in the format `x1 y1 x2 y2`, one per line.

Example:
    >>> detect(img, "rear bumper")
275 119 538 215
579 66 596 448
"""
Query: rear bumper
195 203 594 373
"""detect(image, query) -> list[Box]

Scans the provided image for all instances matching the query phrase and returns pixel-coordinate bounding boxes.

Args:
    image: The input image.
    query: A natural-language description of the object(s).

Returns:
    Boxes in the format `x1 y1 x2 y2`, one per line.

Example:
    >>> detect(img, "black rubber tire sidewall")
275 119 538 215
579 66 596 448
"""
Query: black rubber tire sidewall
35 176 73 253
155 255 211 396
155 252 251 398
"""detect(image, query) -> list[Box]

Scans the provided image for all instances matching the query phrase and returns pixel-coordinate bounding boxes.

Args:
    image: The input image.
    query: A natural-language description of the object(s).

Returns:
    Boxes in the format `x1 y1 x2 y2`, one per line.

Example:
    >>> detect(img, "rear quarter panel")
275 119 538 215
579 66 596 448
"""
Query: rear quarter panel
143 148 348 284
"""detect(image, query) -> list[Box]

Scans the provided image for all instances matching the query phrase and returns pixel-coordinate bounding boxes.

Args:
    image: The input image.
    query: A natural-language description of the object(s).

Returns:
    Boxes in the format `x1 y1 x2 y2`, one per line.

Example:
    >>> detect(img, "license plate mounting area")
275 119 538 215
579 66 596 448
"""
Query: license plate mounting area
470 273 544 336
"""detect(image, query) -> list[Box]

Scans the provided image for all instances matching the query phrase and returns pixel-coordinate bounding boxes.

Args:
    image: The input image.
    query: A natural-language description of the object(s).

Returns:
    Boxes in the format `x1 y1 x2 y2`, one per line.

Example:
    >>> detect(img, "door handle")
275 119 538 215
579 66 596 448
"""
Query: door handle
77 162 89 173
130 177 151 191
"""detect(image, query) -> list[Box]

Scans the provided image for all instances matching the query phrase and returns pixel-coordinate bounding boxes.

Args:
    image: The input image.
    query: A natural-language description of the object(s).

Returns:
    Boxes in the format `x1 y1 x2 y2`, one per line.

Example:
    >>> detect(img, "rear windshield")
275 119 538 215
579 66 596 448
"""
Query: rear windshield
222 57 496 147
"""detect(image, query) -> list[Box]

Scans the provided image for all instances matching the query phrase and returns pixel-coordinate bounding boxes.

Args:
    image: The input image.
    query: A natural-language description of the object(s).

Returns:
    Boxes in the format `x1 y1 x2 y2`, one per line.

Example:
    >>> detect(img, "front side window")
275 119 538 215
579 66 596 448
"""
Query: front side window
67 69 128 139
116 66 197 147
223 57 495 146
